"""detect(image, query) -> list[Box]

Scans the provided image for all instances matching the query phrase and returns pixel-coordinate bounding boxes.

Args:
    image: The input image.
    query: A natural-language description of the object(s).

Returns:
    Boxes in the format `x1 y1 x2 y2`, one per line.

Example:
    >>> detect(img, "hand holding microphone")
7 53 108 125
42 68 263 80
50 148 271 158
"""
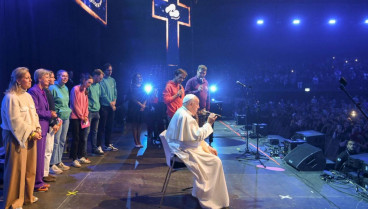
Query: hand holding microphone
177 85 183 98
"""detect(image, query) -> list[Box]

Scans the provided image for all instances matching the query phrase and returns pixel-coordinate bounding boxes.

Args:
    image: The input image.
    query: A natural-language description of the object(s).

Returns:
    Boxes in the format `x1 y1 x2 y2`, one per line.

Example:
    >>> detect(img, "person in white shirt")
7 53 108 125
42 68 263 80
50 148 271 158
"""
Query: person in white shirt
165 94 229 209
1 67 42 209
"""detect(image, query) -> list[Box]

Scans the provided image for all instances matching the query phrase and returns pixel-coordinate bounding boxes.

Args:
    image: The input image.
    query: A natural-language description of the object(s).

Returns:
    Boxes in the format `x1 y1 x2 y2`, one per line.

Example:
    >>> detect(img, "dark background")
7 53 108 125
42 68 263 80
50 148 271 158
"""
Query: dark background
1 0 368 98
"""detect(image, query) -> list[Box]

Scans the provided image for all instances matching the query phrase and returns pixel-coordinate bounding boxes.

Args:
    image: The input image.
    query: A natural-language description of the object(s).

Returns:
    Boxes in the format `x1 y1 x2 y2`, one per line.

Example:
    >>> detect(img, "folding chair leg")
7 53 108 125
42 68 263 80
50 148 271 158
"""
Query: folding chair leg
160 159 176 206
161 166 171 192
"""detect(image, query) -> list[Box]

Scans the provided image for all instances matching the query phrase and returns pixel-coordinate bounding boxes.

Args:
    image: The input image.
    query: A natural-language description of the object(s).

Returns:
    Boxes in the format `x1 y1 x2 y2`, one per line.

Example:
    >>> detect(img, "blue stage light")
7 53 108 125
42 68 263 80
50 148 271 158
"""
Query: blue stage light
210 85 217 93
257 19 264 25
144 84 153 94
365 19 368 24
292 19 300 25
328 19 336 24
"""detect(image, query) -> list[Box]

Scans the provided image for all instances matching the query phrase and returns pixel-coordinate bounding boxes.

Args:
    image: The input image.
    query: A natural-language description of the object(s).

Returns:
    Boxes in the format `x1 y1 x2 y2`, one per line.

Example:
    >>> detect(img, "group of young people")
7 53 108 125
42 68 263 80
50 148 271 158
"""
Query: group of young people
1 64 117 209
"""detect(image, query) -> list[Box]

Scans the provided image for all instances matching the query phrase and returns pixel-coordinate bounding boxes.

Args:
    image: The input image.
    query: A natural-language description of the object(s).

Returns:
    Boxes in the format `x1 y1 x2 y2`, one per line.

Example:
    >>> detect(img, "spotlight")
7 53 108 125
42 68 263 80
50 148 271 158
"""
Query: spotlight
351 110 357 118
332 56 335 59
210 85 217 93
144 84 153 94
304 88 310 92
365 19 368 24
345 60 348 64
257 19 264 25
328 19 336 24
211 98 215 102
291 69 294 73
292 19 300 25
355 59 358 62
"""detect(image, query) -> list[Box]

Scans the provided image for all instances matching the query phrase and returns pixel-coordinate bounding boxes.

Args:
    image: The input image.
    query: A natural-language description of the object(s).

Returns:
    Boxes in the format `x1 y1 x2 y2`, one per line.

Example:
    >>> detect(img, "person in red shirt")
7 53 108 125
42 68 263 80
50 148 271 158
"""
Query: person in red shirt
163 68 187 123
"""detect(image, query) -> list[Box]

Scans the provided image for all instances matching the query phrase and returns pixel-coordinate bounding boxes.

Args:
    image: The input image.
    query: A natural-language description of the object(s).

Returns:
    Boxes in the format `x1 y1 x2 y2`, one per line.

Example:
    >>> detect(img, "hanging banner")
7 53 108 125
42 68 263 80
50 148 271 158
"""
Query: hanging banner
75 0 107 25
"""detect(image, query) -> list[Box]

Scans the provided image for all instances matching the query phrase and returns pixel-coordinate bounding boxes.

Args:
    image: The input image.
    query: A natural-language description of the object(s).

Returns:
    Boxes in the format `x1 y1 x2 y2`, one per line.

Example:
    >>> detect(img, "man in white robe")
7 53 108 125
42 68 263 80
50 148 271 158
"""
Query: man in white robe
165 94 229 209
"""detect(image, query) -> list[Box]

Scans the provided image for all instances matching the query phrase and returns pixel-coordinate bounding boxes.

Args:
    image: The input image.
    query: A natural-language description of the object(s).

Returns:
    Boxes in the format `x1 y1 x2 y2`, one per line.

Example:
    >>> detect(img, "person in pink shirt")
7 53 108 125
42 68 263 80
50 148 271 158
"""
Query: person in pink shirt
69 73 93 168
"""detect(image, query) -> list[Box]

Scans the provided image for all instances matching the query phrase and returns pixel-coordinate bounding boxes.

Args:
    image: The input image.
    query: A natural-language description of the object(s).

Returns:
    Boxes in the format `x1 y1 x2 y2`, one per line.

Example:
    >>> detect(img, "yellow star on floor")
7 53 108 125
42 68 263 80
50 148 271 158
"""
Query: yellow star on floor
67 191 78 196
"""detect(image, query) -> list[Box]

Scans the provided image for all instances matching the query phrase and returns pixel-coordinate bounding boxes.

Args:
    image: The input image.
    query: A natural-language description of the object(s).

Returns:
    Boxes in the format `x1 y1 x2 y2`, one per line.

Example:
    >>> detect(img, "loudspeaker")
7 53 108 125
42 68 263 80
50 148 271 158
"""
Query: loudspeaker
284 143 326 171
235 114 246 125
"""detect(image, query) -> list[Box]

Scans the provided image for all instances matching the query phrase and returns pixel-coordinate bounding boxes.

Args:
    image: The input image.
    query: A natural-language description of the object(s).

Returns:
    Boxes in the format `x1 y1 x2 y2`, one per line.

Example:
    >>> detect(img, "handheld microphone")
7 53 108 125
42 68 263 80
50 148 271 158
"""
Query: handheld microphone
236 81 247 88
204 110 221 118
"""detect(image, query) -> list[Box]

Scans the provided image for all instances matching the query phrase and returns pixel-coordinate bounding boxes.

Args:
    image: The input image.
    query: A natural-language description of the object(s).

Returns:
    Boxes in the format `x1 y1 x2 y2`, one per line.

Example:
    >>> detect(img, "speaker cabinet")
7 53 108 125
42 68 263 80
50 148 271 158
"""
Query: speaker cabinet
284 143 326 171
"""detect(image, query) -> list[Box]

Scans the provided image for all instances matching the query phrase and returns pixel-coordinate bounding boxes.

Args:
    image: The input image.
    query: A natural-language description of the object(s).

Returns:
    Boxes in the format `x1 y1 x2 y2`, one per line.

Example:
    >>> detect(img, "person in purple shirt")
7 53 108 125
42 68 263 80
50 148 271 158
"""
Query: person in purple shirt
185 65 213 144
28 69 57 192
185 65 210 111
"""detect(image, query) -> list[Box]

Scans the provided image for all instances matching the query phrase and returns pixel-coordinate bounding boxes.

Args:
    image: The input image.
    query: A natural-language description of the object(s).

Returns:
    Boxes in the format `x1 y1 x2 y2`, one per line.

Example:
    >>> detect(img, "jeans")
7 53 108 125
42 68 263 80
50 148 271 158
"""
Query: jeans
50 118 69 165
97 106 115 147
86 111 100 151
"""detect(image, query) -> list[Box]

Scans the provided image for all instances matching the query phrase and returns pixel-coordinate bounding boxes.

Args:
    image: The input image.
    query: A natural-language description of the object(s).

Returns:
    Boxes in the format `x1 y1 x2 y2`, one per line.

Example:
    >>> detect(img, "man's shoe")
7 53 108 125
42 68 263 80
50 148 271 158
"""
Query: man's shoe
50 164 63 174
72 159 81 168
79 157 91 164
58 162 70 171
43 175 56 182
104 144 118 151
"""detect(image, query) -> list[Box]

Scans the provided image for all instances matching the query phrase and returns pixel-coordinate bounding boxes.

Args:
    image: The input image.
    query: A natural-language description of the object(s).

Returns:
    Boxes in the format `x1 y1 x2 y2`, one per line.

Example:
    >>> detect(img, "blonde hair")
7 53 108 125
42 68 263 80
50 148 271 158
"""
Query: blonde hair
6 67 30 94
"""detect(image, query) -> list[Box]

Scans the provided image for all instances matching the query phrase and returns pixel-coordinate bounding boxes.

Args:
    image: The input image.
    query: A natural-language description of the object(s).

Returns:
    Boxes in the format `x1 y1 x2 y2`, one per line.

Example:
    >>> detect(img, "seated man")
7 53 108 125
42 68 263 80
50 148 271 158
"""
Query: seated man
166 94 229 209
335 139 358 171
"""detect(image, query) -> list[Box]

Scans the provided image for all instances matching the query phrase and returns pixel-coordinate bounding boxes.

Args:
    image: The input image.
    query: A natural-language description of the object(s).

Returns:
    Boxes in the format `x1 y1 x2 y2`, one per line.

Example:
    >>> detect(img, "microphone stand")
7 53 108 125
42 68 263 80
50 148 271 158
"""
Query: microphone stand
236 84 268 168
339 77 368 120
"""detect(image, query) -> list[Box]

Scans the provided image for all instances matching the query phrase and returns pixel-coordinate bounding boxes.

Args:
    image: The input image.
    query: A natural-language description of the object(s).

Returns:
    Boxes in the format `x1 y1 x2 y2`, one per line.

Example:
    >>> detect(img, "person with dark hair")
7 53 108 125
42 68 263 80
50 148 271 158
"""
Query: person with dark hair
335 139 358 171
86 69 104 155
43 70 61 182
98 63 118 151
49 70 72 174
127 74 147 148
1 67 42 209
28 69 56 192
69 73 93 168
163 68 187 122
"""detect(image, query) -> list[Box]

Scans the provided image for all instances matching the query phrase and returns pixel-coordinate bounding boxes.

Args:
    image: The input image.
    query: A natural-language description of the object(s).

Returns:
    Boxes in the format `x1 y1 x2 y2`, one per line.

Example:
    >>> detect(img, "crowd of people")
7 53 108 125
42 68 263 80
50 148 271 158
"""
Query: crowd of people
1 64 229 209
1 64 118 209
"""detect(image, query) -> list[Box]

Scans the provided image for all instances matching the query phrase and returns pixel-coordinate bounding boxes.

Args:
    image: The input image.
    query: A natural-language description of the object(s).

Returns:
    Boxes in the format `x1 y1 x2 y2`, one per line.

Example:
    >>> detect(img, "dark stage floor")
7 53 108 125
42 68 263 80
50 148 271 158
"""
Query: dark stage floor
1 120 368 209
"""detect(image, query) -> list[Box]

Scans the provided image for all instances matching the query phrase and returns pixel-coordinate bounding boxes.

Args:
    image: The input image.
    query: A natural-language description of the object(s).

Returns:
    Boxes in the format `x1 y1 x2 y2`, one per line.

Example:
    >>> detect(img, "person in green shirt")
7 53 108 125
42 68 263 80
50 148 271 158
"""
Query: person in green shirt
86 69 104 155
97 63 118 151
49 70 72 173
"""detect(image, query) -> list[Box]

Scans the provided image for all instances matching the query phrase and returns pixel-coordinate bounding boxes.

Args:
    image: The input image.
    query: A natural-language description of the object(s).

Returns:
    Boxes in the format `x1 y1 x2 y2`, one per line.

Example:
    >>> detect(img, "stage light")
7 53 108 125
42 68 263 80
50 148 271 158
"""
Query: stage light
304 88 310 92
355 59 358 62
332 56 335 59
257 19 264 25
365 19 368 24
144 84 153 94
345 60 348 64
210 85 217 93
211 98 215 102
292 19 300 25
351 110 357 118
328 19 336 24
291 69 294 73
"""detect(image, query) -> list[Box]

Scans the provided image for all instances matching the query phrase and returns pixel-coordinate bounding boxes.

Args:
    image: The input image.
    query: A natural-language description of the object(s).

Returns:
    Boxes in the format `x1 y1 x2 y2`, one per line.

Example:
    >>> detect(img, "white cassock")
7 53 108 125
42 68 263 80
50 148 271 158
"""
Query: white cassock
166 106 229 209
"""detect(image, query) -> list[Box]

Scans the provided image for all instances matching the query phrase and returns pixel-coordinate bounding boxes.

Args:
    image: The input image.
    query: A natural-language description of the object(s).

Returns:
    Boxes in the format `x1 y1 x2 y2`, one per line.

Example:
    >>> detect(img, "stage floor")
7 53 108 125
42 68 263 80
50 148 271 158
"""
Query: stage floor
1 120 368 209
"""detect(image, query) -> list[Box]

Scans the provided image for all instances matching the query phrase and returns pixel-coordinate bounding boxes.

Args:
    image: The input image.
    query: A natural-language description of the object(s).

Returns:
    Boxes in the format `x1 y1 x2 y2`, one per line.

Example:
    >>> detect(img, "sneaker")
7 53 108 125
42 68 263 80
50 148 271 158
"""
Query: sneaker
50 165 63 174
58 162 70 171
104 144 118 152
94 146 104 155
72 160 81 168
79 157 91 164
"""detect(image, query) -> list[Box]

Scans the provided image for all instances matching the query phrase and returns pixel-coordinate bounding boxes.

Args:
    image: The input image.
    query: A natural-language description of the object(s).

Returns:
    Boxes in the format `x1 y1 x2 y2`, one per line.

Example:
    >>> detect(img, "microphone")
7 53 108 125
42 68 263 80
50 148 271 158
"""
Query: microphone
236 81 247 88
203 110 221 118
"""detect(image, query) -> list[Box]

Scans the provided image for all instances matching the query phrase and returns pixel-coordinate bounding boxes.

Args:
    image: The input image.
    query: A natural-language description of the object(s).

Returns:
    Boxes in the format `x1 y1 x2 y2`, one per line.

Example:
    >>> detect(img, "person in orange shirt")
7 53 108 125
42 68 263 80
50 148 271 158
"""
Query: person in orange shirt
163 68 187 123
